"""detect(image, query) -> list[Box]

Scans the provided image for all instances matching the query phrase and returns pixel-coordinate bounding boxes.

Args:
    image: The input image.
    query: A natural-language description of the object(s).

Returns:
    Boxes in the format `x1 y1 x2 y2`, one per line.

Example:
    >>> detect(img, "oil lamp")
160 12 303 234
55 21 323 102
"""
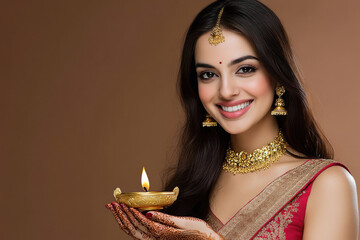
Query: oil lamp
113 167 179 211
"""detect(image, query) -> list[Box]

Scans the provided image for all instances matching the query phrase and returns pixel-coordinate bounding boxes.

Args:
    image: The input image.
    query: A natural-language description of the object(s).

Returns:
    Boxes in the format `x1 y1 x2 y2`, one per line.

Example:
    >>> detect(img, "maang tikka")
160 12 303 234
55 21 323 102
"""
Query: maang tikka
208 7 225 46
271 86 287 116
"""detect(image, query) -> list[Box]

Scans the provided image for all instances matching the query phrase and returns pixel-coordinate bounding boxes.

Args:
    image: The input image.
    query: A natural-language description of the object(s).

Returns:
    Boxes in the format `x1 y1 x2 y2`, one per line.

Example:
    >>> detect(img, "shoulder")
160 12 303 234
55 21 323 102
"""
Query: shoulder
303 160 359 239
311 160 354 190
305 159 356 208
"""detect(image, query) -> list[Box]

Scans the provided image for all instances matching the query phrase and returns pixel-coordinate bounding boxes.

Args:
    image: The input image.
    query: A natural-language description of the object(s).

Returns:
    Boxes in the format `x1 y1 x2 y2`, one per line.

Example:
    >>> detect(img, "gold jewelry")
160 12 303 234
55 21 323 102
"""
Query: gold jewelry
208 7 225 46
271 86 287 116
202 114 217 127
222 131 287 174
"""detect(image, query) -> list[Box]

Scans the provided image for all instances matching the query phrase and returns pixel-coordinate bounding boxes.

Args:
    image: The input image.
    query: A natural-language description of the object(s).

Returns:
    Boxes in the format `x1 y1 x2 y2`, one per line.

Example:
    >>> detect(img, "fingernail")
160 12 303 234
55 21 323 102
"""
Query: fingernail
146 212 153 218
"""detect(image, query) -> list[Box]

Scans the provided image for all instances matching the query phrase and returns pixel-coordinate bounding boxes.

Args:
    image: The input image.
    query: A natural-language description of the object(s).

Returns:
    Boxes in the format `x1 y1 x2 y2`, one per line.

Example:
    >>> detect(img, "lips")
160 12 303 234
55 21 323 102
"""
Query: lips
217 99 253 119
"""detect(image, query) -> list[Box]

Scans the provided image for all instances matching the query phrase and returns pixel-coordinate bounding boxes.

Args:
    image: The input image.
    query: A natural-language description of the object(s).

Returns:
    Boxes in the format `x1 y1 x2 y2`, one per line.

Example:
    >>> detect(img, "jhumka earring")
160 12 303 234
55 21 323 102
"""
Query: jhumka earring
271 86 287 116
202 114 217 127
208 7 225 46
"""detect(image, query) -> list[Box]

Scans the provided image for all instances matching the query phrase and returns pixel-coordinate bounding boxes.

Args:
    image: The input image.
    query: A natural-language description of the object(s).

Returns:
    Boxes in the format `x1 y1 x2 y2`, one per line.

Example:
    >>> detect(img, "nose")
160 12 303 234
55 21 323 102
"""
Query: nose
219 75 239 99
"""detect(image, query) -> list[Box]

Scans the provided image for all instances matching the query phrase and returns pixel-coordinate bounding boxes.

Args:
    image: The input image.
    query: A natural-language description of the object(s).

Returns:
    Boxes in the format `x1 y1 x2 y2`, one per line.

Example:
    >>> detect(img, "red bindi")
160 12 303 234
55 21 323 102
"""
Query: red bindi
219 61 222 64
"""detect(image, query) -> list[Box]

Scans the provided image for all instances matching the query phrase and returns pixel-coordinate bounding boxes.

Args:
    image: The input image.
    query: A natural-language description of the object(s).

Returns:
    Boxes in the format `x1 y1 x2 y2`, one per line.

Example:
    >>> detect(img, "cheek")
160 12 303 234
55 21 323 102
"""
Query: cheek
246 76 273 99
198 83 215 105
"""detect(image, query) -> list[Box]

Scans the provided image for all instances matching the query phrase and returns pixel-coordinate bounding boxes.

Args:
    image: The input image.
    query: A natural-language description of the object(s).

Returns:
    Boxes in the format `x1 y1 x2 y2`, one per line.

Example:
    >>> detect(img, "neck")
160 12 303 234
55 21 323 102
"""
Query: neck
230 113 279 153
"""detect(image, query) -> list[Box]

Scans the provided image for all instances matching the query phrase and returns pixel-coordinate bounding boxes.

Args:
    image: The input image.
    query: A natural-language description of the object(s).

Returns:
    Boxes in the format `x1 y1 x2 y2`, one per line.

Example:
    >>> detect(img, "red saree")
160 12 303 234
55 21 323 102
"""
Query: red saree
206 159 348 240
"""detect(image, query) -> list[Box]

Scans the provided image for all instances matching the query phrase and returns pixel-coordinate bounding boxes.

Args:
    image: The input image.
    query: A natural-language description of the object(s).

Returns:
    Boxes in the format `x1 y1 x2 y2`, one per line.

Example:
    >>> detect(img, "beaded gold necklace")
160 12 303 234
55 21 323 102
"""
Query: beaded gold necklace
222 131 287 174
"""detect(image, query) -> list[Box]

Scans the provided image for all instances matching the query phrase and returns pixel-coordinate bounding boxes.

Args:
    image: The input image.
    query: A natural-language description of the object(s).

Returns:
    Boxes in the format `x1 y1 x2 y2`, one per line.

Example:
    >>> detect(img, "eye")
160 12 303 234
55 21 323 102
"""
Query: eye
237 66 257 74
198 71 218 80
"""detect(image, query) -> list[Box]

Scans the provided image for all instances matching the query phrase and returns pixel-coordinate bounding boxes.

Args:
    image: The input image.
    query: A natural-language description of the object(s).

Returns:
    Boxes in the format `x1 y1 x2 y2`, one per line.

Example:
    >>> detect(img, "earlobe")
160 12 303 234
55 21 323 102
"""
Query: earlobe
273 81 280 89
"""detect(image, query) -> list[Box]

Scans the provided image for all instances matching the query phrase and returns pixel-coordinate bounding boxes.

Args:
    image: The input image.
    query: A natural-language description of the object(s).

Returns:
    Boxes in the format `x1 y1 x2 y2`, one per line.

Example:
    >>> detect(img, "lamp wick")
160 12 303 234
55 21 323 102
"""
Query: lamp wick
144 187 148 192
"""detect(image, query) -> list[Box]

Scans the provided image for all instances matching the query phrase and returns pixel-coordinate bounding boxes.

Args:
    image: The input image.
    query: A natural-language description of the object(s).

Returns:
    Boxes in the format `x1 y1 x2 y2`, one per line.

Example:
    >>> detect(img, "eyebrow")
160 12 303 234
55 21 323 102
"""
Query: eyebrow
195 55 259 69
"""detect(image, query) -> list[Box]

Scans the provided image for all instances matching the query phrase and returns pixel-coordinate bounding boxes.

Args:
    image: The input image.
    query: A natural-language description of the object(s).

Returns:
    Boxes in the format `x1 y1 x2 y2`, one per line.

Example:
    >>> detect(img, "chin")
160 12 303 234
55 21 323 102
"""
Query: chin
218 121 252 135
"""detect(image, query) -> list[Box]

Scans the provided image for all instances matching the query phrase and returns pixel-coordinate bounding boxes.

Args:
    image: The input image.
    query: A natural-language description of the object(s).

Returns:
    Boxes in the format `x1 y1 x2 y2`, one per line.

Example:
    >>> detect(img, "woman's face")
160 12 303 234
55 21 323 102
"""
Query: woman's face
195 29 275 135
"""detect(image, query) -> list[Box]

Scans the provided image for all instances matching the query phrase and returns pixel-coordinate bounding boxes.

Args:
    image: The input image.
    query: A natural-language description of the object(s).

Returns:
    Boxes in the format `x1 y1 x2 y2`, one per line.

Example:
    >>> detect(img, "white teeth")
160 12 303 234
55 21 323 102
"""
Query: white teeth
221 101 251 112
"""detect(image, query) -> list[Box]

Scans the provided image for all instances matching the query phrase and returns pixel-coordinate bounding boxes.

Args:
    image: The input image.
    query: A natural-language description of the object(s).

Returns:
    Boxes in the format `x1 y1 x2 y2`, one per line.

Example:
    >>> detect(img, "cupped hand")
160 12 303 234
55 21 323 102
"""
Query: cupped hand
105 202 224 240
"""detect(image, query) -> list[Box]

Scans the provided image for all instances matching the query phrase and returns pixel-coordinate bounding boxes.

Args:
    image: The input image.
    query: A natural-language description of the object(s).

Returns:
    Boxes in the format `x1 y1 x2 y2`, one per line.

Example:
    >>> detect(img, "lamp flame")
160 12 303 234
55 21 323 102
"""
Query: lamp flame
141 167 150 192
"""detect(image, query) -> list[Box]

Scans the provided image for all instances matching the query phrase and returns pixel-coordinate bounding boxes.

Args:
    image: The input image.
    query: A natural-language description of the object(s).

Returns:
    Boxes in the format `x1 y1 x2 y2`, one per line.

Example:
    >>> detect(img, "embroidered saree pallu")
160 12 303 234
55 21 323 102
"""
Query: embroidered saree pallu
206 159 348 240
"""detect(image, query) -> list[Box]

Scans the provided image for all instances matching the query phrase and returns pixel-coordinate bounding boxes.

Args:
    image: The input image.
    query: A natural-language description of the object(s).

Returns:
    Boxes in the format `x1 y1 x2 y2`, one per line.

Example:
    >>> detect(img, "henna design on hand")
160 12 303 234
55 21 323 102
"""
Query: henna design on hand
130 207 181 238
105 202 130 235
132 209 225 240
121 204 152 236
106 202 224 240
105 202 155 239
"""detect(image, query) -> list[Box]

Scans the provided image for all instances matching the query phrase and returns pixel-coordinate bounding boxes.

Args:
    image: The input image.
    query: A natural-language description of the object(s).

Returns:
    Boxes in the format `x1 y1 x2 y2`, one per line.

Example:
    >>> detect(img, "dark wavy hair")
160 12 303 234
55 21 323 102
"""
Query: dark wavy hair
163 0 333 220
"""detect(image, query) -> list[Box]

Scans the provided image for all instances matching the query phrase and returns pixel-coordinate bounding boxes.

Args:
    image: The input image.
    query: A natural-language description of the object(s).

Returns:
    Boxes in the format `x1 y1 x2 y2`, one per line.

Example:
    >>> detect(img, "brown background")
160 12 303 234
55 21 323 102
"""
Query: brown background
1 0 359 239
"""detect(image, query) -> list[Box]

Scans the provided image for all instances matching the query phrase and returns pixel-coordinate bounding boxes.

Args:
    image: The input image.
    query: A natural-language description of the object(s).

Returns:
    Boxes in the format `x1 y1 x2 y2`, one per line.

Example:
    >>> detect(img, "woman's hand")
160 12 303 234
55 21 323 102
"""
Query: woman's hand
105 202 224 240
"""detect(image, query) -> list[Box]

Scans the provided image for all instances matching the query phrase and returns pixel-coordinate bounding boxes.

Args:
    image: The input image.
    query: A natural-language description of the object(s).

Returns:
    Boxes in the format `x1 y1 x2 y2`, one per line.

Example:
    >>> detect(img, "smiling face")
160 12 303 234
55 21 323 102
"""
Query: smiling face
195 29 276 135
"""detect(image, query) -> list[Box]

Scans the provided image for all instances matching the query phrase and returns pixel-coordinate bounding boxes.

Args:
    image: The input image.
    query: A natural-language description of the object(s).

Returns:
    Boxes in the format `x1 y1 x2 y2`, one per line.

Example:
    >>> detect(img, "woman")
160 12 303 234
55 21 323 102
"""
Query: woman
106 0 359 239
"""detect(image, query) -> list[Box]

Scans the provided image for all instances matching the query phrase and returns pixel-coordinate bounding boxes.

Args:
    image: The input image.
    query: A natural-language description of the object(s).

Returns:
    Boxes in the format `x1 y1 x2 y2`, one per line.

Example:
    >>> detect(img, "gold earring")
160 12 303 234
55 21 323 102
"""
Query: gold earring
202 114 217 127
271 86 287 116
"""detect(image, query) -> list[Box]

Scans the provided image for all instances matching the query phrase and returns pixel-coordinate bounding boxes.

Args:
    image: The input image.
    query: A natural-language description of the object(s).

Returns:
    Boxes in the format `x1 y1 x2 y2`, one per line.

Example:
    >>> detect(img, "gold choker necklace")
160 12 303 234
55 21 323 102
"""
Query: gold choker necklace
222 131 287 174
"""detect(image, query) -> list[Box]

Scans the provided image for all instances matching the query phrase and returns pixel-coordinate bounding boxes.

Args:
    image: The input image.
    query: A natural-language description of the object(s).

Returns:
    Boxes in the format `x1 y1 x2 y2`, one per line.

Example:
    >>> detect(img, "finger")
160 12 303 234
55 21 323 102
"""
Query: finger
130 208 182 238
118 204 155 240
147 212 209 231
147 212 224 240
114 203 139 237
105 202 130 235
121 204 152 236
145 211 180 228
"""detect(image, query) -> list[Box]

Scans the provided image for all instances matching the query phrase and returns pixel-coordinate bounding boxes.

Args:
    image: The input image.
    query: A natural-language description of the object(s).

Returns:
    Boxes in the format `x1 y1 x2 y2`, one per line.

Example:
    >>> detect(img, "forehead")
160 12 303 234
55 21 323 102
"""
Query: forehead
195 29 257 63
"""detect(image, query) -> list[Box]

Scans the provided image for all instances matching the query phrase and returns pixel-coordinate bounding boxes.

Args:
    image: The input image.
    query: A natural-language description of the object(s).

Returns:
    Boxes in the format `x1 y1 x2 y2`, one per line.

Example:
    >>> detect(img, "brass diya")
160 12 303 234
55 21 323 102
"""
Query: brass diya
113 186 179 211
113 167 179 211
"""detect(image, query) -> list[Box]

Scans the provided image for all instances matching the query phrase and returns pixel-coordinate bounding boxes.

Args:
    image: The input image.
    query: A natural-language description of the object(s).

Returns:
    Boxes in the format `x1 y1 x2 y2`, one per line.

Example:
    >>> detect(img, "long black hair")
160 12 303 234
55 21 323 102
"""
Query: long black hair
163 0 333 220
